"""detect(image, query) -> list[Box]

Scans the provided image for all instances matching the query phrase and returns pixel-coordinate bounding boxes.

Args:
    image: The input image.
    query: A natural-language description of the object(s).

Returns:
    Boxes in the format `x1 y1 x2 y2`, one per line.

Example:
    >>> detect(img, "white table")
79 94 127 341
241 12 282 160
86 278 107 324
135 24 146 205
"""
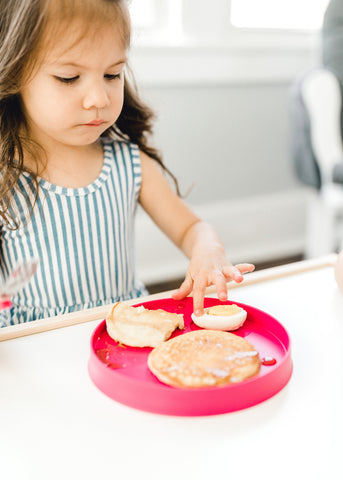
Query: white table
0 256 342 480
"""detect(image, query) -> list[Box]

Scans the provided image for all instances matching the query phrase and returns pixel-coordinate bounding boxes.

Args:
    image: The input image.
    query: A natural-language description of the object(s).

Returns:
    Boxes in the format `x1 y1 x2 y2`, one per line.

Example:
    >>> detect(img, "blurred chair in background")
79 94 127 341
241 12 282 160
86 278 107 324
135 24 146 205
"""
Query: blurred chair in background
290 0 343 258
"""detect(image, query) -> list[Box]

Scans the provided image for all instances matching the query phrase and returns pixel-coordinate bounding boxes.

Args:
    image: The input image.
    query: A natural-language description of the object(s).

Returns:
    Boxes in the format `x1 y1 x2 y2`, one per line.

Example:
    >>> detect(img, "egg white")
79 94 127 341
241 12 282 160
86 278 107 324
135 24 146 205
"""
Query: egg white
191 306 247 331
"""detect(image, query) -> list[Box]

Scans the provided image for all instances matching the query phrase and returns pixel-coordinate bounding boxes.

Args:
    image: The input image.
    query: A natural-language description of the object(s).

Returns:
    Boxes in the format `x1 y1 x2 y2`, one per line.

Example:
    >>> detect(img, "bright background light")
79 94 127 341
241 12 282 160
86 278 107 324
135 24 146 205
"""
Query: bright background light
231 0 330 30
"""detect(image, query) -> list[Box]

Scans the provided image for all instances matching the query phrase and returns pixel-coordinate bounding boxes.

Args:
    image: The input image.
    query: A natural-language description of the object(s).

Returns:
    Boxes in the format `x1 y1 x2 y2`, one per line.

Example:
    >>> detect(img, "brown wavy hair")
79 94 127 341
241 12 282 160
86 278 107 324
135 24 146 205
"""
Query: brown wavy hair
0 0 179 229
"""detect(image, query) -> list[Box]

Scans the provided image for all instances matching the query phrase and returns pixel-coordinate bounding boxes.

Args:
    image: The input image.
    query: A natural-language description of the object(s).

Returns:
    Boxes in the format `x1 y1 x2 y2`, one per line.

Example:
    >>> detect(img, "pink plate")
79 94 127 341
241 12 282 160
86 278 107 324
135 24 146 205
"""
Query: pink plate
88 297 293 416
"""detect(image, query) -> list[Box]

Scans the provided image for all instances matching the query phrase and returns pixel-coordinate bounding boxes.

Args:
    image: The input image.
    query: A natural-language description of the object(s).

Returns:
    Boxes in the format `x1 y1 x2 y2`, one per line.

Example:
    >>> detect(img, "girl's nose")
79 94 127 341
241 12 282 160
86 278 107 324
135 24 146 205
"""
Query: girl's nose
83 80 110 110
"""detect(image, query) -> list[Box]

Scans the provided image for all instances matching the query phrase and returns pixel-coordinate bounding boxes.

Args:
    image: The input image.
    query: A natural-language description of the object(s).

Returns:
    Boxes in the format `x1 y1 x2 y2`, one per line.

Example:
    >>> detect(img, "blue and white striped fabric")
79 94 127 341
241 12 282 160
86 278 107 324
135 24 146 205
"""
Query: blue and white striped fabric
0 138 148 327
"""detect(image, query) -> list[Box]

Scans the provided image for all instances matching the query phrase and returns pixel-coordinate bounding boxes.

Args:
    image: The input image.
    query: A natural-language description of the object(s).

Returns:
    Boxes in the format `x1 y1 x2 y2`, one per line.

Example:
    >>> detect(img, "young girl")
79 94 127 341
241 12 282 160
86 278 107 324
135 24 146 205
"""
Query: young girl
0 0 254 327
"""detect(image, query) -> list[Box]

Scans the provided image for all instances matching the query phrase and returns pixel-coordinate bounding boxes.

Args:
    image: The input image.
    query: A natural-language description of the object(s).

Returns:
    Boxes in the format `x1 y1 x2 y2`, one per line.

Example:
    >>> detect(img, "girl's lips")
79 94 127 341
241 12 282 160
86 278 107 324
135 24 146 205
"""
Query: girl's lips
85 119 105 126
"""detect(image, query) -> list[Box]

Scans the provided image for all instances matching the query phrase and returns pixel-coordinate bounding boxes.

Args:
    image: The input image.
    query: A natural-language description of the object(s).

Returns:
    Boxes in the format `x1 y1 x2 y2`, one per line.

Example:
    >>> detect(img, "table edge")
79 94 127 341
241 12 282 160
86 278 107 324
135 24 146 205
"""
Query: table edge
0 253 337 342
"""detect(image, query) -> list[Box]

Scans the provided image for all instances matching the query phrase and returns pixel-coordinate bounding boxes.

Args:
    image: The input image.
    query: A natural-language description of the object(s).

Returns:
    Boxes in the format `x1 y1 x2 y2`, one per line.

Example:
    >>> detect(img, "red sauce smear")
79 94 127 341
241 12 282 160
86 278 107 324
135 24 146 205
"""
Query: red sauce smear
96 348 123 369
261 356 277 366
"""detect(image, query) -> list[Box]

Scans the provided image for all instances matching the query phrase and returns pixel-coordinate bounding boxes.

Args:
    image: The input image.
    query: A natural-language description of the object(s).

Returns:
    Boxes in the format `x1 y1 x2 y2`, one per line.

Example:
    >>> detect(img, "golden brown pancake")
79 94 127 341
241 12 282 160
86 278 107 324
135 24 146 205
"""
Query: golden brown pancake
106 302 184 347
147 330 261 388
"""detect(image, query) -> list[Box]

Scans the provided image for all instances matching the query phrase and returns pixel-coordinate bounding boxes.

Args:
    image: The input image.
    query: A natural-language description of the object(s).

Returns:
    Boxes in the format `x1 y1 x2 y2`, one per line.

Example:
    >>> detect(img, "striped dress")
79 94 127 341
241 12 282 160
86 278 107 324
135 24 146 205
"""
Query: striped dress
0 138 148 327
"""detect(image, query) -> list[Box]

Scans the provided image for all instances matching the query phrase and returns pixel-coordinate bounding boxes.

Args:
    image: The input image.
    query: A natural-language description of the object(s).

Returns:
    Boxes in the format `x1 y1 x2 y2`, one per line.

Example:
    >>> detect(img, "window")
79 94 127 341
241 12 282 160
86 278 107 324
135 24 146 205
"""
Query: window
130 0 330 45
128 0 328 86
231 0 330 30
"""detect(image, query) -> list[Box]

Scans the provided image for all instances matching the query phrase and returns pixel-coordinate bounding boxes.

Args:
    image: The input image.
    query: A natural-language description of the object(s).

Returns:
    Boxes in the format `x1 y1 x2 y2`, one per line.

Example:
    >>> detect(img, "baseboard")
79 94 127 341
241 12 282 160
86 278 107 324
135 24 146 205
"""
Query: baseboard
135 188 311 284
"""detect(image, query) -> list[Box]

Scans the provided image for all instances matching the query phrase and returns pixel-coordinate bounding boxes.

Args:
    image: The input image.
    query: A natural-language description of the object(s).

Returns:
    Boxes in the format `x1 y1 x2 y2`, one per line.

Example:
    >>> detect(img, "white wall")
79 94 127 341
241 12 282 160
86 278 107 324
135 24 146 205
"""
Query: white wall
144 83 297 199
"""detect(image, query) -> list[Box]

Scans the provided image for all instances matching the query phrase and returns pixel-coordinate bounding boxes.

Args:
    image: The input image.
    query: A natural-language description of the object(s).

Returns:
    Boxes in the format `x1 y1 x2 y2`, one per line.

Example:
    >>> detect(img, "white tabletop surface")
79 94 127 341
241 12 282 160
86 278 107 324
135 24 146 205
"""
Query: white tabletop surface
0 261 342 480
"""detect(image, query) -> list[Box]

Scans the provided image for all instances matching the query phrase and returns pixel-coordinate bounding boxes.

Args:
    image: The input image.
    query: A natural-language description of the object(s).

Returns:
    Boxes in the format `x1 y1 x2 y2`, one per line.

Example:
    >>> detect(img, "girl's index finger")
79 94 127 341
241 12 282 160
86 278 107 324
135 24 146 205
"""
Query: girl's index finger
192 278 207 317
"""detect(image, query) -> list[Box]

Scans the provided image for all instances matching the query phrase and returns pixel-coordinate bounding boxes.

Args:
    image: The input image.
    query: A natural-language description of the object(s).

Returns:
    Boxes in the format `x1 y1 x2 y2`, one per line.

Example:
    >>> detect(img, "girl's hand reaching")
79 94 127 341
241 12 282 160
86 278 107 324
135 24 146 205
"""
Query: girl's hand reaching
171 221 255 316
172 248 254 316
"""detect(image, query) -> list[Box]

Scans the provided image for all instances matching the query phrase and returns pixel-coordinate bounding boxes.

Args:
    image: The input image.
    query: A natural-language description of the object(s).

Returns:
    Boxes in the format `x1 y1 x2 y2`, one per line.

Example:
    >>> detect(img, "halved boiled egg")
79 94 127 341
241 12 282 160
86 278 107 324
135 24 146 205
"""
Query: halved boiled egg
191 304 247 331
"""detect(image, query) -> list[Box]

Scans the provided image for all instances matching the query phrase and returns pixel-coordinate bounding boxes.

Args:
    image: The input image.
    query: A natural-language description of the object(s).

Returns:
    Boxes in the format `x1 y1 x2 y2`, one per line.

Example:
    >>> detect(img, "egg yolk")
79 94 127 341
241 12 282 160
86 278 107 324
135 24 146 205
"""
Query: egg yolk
207 304 241 316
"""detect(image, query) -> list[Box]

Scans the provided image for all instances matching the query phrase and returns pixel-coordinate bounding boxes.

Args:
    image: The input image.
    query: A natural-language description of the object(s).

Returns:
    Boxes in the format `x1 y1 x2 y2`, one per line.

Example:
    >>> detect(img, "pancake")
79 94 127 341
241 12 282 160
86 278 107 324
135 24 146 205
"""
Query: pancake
106 302 184 347
147 330 261 388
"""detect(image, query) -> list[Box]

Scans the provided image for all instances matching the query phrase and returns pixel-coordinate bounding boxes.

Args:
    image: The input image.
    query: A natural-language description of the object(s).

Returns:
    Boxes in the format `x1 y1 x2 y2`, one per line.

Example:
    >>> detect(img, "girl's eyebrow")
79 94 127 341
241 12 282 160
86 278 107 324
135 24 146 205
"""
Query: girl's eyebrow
52 58 127 68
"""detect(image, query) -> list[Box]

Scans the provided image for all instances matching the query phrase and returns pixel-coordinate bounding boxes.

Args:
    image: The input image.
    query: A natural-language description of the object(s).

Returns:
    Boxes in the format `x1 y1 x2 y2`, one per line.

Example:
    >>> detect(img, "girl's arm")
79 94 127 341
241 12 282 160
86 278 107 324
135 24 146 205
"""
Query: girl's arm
139 152 254 315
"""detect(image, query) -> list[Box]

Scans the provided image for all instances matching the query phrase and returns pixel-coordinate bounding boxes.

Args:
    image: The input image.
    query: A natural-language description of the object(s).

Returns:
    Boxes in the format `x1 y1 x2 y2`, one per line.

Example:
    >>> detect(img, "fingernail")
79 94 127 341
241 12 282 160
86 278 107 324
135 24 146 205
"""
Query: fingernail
195 309 202 316
219 292 227 301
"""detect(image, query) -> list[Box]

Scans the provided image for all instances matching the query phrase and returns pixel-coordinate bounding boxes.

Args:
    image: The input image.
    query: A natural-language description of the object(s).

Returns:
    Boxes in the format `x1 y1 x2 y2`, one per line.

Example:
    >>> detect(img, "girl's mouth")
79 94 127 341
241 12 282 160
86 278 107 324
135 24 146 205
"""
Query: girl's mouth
85 119 105 126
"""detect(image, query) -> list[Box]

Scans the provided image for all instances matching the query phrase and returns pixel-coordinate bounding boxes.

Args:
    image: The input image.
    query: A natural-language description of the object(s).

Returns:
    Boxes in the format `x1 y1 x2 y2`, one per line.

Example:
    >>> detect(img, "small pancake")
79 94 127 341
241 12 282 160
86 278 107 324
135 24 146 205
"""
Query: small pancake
147 330 261 388
106 302 184 347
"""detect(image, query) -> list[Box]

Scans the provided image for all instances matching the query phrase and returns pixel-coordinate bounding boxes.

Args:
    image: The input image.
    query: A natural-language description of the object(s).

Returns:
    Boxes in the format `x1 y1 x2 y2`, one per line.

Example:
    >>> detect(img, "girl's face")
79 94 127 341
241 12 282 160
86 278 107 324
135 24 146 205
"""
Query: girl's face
20 23 127 150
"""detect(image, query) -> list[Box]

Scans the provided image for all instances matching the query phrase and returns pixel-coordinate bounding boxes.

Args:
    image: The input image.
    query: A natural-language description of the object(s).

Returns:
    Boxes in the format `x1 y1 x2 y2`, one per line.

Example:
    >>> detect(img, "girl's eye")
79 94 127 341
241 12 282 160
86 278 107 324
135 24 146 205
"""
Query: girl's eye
105 73 121 80
54 76 79 84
